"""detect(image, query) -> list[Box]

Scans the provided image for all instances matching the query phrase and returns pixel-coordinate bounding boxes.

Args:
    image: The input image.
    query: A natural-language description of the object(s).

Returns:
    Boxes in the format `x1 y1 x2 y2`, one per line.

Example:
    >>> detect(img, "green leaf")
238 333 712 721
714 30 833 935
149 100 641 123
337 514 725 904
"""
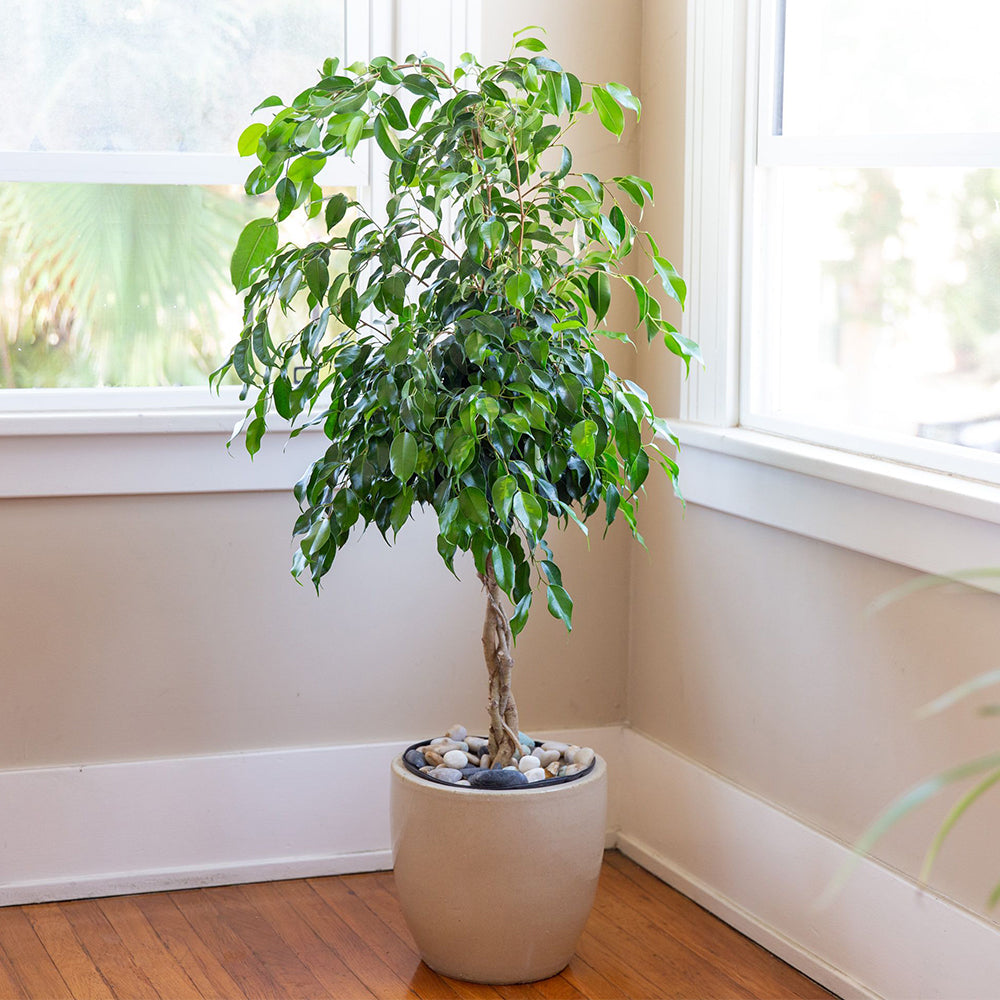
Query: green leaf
374 116 404 161
571 419 598 467
531 55 563 73
587 271 612 323
459 486 490 527
237 122 266 156
252 94 284 113
605 81 641 120
491 475 517 521
245 417 266 457
515 36 547 52
592 86 624 137
510 592 532 637
491 543 515 593
390 487 414 536
447 434 476 473
546 584 573 630
231 218 277 291
382 94 408 131
505 272 533 312
552 145 572 181
389 431 418 481
513 491 543 534
653 256 687 307
305 258 329 302
615 410 641 464
325 192 349 230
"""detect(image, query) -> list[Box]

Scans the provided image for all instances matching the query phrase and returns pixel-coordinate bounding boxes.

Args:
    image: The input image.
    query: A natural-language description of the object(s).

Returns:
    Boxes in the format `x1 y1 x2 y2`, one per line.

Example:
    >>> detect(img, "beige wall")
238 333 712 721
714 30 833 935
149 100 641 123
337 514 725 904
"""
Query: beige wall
632 0 1000 925
0 2 643 771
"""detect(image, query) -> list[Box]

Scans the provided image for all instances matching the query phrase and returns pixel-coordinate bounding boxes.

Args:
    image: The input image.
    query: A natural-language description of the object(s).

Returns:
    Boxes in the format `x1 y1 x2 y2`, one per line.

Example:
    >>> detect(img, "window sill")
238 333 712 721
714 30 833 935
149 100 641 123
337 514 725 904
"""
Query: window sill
0 416 323 499
675 422 1000 586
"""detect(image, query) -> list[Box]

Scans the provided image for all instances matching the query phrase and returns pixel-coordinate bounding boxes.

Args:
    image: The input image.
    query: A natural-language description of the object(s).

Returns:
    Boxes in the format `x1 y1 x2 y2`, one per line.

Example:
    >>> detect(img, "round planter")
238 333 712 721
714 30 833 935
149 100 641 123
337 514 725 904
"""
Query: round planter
390 750 607 985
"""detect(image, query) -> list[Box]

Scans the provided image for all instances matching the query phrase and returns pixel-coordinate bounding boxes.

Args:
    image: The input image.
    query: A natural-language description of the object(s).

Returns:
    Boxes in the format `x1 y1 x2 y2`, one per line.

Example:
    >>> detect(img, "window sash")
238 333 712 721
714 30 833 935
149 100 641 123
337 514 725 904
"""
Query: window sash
733 0 1000 487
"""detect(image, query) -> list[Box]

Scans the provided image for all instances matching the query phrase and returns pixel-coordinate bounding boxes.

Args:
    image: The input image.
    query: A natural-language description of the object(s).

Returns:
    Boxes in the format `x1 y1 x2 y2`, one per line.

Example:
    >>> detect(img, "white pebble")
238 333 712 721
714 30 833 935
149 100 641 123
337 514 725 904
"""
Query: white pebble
563 764 581 776
518 755 541 773
466 736 488 753
430 737 449 746
457 779 471 786
442 749 469 768
535 748 560 768
541 741 569 752
524 768 547 782
503 765 519 771
447 724 468 742
574 747 595 768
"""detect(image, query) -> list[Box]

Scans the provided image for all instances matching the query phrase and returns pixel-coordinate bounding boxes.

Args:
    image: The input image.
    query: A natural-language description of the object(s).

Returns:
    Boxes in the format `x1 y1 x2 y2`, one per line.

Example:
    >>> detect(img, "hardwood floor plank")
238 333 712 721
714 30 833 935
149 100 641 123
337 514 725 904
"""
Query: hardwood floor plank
556 954 629 1000
530 971 586 999
238 879 377 999
189 884 331 999
364 874 507 1000
268 877 420 1000
0 906 72 1000
57 900 159 999
604 853 834 999
167 886 286 999
307 873 462 1000
95 896 202 1000
23 903 116 1000
130 892 245 1000
0 934 28 1000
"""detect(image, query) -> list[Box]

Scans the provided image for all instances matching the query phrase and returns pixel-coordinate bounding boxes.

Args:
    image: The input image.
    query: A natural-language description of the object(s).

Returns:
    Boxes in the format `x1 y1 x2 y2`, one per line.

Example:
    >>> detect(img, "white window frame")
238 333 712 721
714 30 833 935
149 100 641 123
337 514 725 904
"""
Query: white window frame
677 0 1000 585
0 0 480 498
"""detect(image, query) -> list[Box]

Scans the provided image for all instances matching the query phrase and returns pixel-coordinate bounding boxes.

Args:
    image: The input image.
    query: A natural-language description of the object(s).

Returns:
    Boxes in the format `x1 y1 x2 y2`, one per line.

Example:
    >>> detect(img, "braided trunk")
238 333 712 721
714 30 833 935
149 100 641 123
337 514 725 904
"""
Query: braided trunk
479 556 521 768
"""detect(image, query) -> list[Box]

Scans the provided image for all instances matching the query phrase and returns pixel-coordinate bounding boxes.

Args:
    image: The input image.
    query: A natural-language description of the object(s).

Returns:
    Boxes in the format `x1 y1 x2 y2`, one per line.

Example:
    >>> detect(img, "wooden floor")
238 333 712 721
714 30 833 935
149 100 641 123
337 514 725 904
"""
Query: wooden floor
0 851 835 999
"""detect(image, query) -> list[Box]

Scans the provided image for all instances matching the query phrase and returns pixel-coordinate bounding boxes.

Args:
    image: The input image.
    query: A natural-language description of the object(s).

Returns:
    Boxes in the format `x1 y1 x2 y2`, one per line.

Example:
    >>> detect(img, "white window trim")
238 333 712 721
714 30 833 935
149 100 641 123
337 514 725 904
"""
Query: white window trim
677 0 1000 586
0 0 481 499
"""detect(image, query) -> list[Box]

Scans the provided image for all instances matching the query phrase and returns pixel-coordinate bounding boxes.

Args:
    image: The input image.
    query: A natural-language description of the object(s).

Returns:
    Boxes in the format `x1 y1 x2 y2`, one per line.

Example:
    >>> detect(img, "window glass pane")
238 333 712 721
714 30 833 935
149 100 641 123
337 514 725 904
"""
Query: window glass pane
0 1 347 154
0 184 354 389
749 167 1000 453
780 0 999 137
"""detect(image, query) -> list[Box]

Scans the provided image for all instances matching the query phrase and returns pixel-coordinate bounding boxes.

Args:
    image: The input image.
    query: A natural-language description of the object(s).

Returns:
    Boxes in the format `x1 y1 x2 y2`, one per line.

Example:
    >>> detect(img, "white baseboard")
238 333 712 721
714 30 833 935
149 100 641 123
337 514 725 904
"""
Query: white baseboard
620 728 1000 1000
0 726 622 906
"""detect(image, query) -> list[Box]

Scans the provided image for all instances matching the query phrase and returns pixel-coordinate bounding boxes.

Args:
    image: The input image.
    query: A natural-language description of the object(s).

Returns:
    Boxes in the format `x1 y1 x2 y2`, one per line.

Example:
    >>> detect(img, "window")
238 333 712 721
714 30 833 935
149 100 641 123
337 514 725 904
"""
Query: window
679 0 1000 583
0 0 479 497
745 0 1000 481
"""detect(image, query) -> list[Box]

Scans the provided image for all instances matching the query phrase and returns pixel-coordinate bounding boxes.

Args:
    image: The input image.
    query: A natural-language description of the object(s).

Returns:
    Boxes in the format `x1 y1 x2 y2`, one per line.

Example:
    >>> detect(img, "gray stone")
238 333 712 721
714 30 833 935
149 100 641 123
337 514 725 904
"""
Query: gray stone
541 741 569 753
430 767 463 783
534 748 560 768
446 724 468 742
468 768 529 789
461 766 480 779
405 749 427 769
466 736 489 753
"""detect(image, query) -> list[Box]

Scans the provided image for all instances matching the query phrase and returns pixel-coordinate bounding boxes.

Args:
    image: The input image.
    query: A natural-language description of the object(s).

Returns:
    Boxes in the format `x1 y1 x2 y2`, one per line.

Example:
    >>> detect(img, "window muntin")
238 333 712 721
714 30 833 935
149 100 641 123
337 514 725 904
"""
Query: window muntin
745 0 1000 476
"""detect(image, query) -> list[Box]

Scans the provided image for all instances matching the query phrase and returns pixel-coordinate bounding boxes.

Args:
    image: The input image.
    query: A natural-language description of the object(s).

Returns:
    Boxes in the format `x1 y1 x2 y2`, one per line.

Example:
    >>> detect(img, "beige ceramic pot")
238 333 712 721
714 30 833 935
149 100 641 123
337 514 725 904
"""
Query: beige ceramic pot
390 750 607 985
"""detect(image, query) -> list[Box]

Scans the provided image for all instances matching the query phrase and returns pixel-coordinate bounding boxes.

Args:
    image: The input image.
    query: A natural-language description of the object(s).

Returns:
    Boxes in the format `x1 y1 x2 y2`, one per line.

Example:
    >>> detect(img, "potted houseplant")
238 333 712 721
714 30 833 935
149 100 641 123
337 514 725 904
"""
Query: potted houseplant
215 29 696 984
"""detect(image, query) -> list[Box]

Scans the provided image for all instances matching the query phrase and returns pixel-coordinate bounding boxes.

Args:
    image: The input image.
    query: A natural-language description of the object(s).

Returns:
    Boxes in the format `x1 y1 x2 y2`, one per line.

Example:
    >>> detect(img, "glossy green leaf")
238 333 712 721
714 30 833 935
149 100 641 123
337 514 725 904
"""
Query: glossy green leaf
592 86 624 137
237 122 266 157
389 431 418 481
605 81 641 120
546 583 573 630
231 218 277 291
587 270 611 323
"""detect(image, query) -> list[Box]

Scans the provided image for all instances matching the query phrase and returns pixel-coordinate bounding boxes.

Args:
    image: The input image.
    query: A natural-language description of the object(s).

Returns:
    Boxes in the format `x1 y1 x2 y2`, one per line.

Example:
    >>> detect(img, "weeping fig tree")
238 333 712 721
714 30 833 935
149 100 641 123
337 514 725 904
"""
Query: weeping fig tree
214 30 698 770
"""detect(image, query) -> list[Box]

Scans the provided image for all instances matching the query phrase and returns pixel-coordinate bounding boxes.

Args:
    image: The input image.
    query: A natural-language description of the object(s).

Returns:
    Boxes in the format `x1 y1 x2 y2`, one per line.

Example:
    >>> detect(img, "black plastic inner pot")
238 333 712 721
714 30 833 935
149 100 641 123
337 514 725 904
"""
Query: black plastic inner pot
401 737 597 790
